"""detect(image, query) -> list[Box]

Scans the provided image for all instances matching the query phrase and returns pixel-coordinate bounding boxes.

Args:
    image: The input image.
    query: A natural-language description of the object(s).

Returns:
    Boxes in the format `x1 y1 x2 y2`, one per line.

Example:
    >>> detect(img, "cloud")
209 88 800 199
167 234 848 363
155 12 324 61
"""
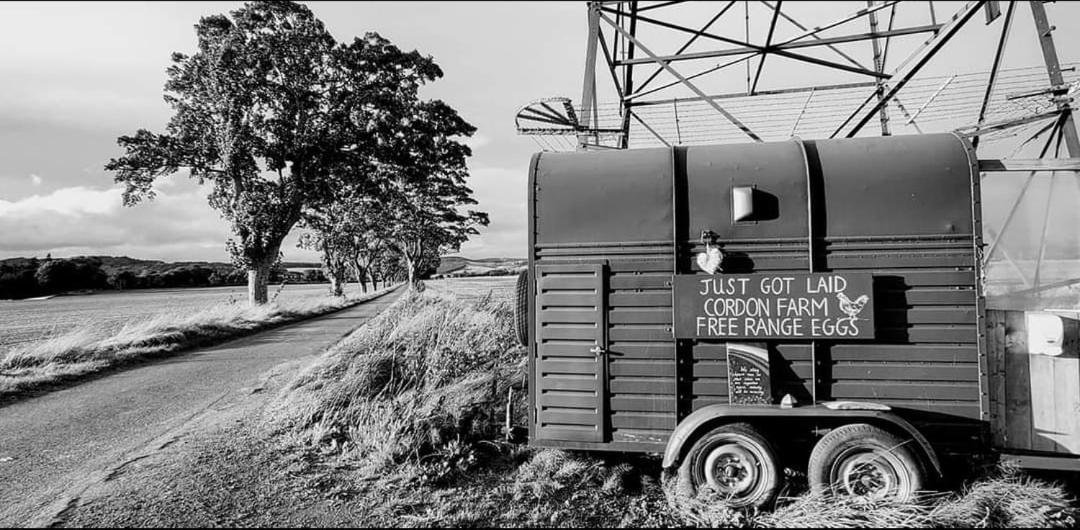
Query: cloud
0 182 231 260
30 174 42 186
465 133 491 150
0 164 530 263
455 165 528 258
0 186 122 217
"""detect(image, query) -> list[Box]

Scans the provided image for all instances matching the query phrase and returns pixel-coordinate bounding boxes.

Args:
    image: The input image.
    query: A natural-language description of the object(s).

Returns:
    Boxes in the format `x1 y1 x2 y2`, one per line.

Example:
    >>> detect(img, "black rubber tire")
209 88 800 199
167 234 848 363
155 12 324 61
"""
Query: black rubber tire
677 422 782 509
514 270 529 347
808 423 925 502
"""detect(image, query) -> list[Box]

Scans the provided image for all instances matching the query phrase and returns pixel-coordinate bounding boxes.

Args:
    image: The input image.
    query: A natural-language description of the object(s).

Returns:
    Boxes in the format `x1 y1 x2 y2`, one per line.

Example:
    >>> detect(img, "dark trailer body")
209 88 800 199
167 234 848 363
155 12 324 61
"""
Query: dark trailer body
520 133 1080 505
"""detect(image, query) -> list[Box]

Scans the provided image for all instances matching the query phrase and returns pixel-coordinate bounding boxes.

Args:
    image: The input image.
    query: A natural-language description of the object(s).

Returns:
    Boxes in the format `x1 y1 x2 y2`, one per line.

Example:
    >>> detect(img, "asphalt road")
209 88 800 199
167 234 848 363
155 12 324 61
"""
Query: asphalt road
0 288 401 527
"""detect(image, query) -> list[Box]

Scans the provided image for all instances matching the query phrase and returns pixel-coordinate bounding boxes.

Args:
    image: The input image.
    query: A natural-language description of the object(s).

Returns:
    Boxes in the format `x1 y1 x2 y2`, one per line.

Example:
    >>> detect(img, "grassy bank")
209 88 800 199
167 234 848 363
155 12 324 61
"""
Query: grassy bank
275 287 525 474
0 285 400 399
269 287 1078 527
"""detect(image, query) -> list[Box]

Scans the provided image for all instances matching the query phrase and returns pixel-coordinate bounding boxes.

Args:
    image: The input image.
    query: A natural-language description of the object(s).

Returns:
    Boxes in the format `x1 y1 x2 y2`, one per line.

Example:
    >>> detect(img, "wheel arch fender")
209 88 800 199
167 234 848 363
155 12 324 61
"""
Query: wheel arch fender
661 405 943 479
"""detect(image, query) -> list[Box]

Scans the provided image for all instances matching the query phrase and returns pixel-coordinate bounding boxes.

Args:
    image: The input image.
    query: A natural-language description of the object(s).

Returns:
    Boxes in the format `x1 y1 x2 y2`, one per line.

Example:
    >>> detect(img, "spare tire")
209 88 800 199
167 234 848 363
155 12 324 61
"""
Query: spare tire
514 270 529 347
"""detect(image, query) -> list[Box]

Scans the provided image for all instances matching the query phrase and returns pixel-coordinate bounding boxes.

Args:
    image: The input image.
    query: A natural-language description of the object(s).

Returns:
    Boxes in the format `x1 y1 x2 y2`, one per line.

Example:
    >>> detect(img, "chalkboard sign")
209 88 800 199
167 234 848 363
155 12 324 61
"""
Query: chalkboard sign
673 273 875 340
727 343 771 405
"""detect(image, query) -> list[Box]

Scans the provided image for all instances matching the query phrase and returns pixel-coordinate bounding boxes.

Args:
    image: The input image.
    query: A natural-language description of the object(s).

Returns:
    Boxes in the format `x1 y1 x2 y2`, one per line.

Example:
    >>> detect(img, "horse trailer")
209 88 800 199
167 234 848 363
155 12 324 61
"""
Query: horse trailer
514 133 1080 507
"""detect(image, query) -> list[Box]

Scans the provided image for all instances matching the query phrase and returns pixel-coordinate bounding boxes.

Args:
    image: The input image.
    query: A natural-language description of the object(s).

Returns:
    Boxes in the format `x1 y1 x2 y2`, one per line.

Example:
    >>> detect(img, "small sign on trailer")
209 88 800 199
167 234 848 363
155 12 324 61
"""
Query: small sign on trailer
726 343 771 405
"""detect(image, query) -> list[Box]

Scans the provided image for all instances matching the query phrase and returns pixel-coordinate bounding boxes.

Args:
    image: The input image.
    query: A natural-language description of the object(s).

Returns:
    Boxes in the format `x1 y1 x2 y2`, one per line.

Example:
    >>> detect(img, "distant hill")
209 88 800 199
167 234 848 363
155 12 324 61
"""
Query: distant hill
2 255 523 277
434 257 526 278
96 256 232 275
0 255 255 299
281 261 322 269
0 255 341 299
1 256 326 272
0 255 240 275
1 255 523 285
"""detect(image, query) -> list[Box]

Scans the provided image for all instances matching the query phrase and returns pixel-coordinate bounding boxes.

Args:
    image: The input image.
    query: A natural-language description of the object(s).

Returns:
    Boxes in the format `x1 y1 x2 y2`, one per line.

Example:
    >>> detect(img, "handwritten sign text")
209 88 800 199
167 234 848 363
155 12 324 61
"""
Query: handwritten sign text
673 273 875 339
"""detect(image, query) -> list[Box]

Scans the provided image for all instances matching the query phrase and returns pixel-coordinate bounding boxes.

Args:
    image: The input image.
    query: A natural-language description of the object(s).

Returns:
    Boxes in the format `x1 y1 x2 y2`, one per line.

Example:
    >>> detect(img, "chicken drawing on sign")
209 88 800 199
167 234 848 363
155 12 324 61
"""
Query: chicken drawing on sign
837 292 870 326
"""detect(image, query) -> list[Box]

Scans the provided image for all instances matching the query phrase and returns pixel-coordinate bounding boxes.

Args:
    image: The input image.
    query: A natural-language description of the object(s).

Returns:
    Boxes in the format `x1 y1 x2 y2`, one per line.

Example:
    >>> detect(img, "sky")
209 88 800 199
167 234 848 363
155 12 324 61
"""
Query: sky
0 1 583 263
1 1 1079 264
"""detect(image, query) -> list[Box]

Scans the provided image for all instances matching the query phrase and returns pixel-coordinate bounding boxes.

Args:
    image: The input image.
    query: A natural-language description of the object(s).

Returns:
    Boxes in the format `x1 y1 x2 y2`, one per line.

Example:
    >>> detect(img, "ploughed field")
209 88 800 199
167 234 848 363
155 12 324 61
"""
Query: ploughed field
0 283 338 352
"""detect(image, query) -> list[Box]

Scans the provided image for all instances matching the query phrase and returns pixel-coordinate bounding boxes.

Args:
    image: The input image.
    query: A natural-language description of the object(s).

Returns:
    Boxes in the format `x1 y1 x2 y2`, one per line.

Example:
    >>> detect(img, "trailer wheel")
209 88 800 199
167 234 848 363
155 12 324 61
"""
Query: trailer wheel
679 422 781 509
514 270 529 347
808 423 925 502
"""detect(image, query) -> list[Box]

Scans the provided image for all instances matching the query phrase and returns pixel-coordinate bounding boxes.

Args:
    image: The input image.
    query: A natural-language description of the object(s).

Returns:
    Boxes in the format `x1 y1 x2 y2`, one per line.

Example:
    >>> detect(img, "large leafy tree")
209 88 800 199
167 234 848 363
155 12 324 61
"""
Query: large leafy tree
376 100 489 287
296 223 352 298
298 197 394 295
300 95 485 292
341 197 394 293
296 195 381 297
372 245 407 287
105 1 444 305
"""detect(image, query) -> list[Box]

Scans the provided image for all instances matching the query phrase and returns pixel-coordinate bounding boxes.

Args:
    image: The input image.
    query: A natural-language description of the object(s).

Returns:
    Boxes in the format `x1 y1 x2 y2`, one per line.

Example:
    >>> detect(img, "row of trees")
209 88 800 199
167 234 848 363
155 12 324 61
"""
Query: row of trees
0 254 411 300
0 257 108 299
0 257 256 299
107 1 487 305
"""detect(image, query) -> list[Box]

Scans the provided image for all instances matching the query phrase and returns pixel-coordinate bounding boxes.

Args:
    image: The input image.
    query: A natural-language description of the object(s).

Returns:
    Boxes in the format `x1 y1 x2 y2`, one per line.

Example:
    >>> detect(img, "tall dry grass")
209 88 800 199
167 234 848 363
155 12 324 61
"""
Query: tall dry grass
661 461 1078 528
0 286 399 397
266 285 1078 527
276 289 526 475
513 449 1078 528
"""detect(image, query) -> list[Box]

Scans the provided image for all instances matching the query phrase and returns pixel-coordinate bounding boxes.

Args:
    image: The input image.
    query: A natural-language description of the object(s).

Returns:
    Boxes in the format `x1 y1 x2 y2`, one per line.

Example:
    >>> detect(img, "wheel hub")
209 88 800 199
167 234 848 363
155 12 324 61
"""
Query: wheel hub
704 443 758 495
838 453 897 499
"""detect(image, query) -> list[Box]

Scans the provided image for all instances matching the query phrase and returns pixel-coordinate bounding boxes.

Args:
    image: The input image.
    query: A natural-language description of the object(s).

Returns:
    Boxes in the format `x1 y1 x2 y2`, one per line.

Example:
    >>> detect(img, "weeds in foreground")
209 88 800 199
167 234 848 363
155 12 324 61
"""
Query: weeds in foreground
657 460 1078 528
926 464 1077 528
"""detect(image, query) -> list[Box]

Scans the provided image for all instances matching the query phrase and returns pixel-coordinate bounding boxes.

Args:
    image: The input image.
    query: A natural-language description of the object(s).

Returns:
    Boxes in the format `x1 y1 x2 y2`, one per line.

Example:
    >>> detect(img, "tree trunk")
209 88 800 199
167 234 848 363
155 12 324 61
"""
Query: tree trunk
405 255 416 289
321 245 347 298
328 274 344 297
247 260 272 306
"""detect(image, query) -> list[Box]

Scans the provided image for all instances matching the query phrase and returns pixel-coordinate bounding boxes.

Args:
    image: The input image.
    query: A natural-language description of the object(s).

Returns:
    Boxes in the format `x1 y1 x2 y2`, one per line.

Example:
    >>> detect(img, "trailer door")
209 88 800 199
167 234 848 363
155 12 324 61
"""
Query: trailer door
533 263 607 443
989 310 1080 456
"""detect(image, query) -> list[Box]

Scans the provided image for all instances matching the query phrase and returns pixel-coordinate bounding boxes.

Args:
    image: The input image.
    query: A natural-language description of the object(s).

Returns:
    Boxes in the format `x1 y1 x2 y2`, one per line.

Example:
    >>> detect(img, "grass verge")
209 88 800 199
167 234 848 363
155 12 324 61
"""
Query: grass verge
269 288 1078 527
0 285 400 399
275 288 526 476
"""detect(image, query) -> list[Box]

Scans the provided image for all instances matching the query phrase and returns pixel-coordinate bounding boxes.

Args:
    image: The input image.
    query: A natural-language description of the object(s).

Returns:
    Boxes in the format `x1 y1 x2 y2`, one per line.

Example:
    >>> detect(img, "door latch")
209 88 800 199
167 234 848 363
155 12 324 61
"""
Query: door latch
589 346 605 357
